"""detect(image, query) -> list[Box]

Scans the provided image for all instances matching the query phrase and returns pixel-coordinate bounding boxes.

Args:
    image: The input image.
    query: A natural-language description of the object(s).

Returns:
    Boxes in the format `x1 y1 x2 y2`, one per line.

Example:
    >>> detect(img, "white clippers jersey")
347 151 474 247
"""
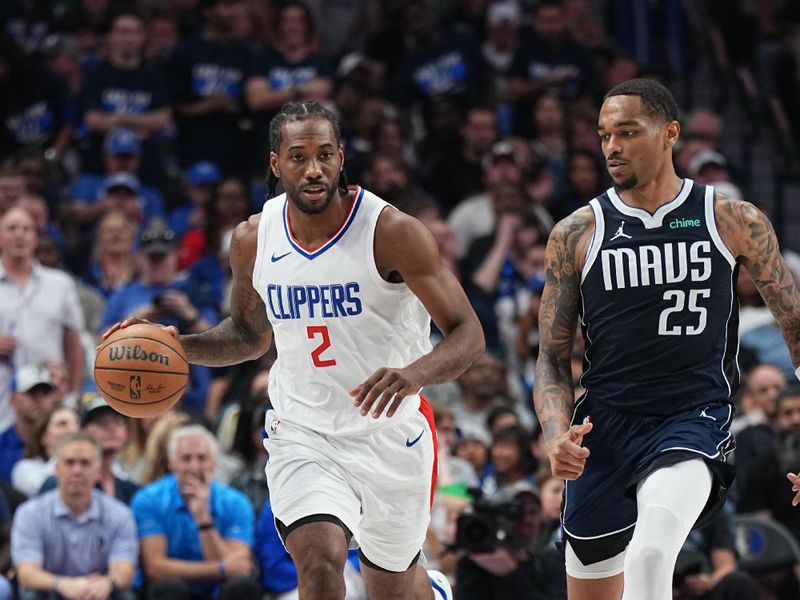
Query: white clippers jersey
253 186 433 436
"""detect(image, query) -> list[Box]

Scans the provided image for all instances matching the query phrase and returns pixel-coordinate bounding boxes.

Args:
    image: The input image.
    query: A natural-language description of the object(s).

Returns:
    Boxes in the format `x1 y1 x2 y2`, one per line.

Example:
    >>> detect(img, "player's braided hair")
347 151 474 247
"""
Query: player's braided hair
604 78 679 123
266 101 349 198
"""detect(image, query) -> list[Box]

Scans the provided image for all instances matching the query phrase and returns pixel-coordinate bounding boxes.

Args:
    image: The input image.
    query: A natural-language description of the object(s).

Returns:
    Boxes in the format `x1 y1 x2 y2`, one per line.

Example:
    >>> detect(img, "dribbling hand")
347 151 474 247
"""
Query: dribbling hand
350 367 420 418
100 317 178 345
547 422 592 480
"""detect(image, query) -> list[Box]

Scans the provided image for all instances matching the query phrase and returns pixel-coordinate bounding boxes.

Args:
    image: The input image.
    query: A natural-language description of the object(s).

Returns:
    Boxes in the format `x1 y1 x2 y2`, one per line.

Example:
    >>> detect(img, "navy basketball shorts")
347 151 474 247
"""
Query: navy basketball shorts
562 398 736 566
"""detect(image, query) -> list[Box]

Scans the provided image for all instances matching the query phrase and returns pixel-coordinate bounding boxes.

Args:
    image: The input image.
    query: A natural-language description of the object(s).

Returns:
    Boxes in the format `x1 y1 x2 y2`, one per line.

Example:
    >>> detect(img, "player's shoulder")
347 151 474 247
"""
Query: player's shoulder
375 203 434 249
547 205 595 271
713 190 762 223
550 205 595 243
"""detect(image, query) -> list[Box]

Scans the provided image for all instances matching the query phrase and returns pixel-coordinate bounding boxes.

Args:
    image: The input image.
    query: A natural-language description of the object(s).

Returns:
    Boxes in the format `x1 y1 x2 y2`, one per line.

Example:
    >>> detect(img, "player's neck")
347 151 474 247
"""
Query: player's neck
616 172 683 213
287 189 354 249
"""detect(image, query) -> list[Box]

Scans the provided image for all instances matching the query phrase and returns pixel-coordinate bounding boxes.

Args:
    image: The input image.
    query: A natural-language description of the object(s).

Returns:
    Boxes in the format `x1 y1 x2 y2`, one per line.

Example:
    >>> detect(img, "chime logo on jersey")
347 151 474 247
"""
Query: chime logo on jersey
600 240 712 291
265 282 363 320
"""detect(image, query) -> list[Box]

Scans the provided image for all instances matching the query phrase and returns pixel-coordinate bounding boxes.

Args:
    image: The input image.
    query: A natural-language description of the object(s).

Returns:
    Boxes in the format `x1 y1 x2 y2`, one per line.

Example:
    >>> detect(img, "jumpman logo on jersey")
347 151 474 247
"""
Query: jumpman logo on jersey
610 221 632 241
699 408 716 421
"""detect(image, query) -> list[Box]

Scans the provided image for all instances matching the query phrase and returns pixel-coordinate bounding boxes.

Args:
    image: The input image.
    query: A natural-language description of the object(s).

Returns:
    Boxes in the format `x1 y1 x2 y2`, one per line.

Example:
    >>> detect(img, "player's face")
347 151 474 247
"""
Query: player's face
597 95 679 191
270 118 344 215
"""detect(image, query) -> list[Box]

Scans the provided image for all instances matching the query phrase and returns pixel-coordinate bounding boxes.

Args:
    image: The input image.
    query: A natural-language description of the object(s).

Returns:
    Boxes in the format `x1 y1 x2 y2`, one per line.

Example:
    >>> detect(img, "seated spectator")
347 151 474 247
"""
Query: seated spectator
11 432 138 599
12 404 79 497
169 161 221 239
40 396 139 504
480 426 537 502
673 507 758 600
99 223 218 413
0 366 59 483
140 412 191 485
82 211 138 299
131 424 261 600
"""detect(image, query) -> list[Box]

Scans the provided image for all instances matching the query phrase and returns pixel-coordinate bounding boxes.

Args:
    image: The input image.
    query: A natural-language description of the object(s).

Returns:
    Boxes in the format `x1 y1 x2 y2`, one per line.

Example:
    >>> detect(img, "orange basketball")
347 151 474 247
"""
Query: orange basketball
94 323 189 418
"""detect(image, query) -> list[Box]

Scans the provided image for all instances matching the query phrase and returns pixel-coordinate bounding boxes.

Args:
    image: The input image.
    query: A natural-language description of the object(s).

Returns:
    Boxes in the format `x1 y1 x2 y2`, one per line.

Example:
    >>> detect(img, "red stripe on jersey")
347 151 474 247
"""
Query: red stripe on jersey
285 185 361 253
418 395 438 508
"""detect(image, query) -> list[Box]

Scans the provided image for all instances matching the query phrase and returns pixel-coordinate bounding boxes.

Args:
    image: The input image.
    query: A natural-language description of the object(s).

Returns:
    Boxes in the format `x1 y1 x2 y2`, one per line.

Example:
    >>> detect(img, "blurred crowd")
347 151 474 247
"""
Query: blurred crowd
1 0 800 598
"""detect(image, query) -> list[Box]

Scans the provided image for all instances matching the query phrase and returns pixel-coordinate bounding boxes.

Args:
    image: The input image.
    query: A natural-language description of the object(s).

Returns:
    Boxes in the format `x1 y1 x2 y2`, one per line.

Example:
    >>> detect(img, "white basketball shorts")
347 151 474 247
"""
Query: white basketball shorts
263 397 438 572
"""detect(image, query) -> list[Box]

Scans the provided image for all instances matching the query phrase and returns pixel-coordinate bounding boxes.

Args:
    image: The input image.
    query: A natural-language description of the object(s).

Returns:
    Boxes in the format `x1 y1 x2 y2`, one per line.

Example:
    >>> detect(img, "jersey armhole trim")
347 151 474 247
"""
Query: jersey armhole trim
581 199 603 283
252 200 272 285
705 185 736 268
366 203 408 292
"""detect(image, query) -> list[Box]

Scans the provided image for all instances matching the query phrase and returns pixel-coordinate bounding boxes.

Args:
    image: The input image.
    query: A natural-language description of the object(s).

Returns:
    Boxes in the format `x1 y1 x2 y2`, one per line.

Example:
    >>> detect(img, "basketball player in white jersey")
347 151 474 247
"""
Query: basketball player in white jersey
104 101 484 600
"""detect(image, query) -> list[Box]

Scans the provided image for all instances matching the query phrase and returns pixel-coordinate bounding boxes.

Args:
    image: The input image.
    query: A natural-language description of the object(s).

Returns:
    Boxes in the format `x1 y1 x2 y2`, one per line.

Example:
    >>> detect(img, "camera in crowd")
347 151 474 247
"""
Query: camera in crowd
454 488 526 554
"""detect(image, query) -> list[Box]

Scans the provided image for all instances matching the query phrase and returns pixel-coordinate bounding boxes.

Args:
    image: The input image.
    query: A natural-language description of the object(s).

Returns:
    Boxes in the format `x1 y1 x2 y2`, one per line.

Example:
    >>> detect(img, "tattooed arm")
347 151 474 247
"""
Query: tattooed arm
179 216 273 366
716 194 800 370
534 207 595 480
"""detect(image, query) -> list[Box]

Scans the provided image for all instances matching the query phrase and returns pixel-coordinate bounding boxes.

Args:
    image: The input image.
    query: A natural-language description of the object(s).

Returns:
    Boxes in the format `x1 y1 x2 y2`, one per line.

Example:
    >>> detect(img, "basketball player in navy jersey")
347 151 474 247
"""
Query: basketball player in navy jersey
534 78 800 600
105 101 484 600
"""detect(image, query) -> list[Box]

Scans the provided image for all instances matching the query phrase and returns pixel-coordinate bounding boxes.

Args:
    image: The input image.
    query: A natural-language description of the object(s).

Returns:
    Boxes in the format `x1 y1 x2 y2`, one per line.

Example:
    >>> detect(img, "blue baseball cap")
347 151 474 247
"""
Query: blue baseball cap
188 161 221 186
104 129 141 155
99 172 141 197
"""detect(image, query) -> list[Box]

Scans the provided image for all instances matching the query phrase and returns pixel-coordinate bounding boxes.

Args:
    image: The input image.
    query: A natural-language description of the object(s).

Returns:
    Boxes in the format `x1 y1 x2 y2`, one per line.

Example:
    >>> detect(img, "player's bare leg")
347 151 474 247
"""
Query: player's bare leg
567 574 623 600
360 561 451 600
285 521 348 600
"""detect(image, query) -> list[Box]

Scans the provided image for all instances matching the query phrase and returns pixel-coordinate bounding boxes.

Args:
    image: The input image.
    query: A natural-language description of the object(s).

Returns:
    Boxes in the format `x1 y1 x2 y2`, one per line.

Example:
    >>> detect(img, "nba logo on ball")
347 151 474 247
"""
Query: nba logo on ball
94 323 189 418
129 376 141 400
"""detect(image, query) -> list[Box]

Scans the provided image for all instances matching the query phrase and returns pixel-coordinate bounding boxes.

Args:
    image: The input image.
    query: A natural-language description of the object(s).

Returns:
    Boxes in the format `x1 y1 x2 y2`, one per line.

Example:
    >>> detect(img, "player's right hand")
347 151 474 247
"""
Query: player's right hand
99 318 178 344
547 422 592 480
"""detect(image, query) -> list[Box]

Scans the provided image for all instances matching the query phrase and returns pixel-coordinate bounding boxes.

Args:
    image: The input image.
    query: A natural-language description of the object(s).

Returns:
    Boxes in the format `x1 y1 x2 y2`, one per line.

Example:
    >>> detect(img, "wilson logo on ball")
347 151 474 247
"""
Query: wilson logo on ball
108 344 171 366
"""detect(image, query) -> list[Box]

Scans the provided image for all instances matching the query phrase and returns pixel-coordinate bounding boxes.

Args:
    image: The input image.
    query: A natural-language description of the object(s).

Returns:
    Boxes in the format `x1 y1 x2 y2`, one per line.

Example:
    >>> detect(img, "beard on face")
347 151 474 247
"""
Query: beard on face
285 181 338 215
615 174 638 191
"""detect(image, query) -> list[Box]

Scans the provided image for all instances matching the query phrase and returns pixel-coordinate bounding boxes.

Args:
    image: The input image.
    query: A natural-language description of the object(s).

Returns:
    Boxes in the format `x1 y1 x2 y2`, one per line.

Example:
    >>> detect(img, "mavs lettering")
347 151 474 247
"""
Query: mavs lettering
600 241 712 291
266 282 363 320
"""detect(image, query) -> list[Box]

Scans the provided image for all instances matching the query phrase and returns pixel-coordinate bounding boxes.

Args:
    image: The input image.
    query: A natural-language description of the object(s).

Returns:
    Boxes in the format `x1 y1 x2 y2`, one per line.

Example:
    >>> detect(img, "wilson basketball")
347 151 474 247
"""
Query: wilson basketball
93 323 189 418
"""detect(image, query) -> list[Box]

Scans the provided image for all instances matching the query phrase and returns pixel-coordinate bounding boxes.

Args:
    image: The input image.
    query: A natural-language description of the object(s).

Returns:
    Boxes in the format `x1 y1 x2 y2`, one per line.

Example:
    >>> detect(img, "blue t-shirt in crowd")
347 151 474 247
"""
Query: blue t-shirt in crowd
131 474 254 596
0 426 23 483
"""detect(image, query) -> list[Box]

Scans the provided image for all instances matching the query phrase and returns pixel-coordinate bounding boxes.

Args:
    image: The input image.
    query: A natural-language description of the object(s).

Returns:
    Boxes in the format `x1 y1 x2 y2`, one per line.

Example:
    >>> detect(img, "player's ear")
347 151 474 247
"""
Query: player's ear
269 151 280 178
338 144 345 171
664 120 680 149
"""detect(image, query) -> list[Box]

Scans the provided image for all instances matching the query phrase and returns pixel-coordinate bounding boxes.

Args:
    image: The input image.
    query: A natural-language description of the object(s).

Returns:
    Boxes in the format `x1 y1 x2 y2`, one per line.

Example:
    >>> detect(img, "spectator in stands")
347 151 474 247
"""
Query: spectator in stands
68 129 167 231
0 366 58 483
0 167 27 215
673 508 759 600
450 352 513 444
688 150 743 199
79 10 172 183
140 412 192 485
42 396 139 504
0 206 85 427
11 432 138 599
481 0 523 104
481 425 538 502
12 404 79 497
0 36 73 163
170 161 221 240
421 104 498 215
0 485 11 598
99 223 216 414
131 424 261 600
740 386 800 545
168 0 253 176
82 210 137 299
547 148 606 221
487 405 521 438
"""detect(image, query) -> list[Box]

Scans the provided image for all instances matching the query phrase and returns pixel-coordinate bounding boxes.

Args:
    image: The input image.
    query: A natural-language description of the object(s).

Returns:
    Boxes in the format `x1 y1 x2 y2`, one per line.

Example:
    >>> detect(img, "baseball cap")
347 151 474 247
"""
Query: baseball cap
138 222 177 255
688 150 726 178
487 1 522 27
100 172 141 197
81 395 119 426
188 161 221 186
12 365 54 393
105 129 142 156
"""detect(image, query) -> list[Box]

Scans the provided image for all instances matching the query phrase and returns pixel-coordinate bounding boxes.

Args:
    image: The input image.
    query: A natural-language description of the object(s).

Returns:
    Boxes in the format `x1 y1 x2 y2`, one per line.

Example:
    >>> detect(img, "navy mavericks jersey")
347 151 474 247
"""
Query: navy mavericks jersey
579 179 739 415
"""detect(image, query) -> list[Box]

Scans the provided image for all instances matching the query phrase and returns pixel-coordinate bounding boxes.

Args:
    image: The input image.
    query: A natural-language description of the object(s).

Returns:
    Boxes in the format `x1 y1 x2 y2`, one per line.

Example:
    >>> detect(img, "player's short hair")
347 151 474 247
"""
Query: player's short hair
604 78 679 123
267 100 348 197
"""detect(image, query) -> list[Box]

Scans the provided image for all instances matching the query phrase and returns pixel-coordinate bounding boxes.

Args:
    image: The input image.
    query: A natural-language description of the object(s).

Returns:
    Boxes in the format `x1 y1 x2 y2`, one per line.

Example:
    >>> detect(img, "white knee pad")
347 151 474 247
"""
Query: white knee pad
621 458 712 600
565 541 626 579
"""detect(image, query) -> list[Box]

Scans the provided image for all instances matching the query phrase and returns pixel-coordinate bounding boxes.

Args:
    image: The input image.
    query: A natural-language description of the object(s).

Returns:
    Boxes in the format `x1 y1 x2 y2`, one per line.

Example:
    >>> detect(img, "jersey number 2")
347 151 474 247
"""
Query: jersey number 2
307 325 336 367
658 289 710 335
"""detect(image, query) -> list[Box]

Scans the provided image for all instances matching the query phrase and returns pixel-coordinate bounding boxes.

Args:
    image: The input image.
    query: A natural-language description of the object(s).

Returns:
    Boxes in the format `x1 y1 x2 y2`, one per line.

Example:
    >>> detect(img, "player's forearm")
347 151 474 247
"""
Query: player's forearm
406 318 485 387
180 317 271 366
534 356 575 445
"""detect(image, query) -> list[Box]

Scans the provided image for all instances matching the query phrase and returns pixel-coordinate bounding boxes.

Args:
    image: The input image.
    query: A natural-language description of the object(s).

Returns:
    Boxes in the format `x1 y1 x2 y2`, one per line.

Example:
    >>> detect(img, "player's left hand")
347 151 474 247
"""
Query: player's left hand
788 472 800 506
350 367 421 418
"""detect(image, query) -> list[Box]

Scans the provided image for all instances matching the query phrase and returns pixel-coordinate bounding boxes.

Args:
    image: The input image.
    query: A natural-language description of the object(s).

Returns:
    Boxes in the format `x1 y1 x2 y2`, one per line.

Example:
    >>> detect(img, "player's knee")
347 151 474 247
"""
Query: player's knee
626 542 667 575
297 560 346 599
